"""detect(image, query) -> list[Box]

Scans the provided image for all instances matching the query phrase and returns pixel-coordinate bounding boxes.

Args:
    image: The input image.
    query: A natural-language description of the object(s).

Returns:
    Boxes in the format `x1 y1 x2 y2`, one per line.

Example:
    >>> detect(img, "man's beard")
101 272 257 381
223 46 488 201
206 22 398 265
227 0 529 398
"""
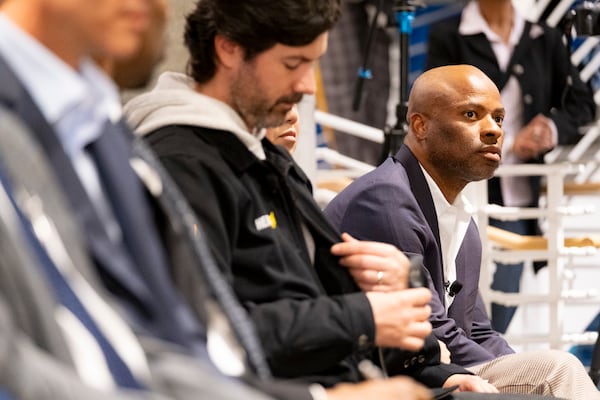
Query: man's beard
230 65 302 131
254 94 304 130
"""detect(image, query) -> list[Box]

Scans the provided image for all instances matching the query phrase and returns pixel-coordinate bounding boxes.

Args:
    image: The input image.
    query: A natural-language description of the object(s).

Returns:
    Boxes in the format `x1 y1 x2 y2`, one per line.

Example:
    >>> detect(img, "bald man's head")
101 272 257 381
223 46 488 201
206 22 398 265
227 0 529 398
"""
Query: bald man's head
408 64 501 121
405 64 504 202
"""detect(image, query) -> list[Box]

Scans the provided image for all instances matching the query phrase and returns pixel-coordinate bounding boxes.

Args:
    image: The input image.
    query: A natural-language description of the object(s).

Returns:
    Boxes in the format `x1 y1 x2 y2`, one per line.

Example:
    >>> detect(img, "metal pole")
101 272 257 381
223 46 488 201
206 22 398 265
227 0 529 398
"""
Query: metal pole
379 0 420 163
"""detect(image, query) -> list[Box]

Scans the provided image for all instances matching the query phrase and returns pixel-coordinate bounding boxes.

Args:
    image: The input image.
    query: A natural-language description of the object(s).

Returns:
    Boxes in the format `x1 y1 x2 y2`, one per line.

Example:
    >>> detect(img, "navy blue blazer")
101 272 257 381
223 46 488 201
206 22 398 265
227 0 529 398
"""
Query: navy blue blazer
325 146 514 367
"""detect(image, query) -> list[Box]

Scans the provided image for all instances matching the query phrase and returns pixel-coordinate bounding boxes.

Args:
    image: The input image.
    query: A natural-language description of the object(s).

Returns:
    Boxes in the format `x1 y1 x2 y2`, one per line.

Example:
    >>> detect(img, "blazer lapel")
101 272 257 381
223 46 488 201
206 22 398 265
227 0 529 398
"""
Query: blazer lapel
451 219 481 331
395 146 441 250
262 141 359 295
395 146 447 298
460 23 534 91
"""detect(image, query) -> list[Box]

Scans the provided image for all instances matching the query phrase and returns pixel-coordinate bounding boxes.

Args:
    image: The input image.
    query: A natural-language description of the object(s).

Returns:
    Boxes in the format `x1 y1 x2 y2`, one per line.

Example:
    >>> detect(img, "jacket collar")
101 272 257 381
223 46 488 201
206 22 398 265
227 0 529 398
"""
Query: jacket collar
394 146 442 250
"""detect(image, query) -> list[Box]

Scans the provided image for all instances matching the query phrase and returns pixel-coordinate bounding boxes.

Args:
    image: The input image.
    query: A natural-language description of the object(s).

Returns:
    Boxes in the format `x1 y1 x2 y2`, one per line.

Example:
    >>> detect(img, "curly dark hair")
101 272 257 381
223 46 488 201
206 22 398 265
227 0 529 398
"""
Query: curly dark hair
184 0 341 83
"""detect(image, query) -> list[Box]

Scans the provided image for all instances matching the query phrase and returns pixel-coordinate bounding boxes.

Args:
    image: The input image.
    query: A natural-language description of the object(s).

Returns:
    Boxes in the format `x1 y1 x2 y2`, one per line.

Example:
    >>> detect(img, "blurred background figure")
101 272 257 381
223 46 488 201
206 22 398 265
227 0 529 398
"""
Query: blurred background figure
318 0 464 165
98 0 168 90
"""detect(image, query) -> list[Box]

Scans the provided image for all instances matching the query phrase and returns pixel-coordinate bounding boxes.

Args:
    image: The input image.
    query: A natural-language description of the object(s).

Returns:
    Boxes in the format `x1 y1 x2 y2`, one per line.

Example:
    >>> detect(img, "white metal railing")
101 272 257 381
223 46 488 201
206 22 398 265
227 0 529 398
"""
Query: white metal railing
474 161 600 350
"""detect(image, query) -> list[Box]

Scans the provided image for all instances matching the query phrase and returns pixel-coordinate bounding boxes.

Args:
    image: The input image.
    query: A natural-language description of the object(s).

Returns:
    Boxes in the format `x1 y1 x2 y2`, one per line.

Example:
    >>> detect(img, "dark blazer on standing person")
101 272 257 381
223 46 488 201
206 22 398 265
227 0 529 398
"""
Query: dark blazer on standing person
325 146 514 367
425 16 596 209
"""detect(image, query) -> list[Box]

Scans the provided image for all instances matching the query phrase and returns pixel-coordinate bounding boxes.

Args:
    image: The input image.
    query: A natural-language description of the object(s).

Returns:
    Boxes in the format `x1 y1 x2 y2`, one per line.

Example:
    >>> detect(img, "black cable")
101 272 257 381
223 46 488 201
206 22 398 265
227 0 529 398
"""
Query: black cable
352 0 385 111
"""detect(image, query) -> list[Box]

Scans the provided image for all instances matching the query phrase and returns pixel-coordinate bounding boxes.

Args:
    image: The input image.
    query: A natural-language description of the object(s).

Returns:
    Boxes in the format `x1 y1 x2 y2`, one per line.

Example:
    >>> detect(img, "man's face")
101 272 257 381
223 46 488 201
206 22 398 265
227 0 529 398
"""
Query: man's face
41 0 150 63
424 78 504 185
229 33 328 132
111 0 168 88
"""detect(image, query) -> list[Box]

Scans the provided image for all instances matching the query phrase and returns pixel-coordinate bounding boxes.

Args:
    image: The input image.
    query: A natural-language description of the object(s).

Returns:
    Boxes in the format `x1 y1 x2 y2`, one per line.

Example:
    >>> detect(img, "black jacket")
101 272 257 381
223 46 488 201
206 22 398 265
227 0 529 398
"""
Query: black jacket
146 124 468 388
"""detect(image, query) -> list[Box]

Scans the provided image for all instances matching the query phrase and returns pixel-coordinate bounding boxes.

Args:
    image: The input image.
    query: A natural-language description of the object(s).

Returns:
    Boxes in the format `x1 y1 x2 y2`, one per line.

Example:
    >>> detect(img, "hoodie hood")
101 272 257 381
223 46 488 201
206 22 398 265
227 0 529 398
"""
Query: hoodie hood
123 71 266 160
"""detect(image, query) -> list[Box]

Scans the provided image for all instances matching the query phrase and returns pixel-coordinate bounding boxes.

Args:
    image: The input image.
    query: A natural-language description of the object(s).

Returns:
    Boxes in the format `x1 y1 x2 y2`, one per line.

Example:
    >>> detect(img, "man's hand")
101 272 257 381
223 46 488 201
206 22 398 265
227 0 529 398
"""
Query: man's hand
332 233 431 351
443 374 499 393
366 289 432 351
438 340 451 364
331 233 410 292
325 376 433 400
512 114 555 160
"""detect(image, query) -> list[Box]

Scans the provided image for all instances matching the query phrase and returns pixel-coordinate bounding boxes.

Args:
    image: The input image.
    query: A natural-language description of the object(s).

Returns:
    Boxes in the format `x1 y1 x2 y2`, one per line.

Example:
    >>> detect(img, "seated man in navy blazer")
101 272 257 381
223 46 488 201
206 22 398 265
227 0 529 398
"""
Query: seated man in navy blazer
324 64 600 399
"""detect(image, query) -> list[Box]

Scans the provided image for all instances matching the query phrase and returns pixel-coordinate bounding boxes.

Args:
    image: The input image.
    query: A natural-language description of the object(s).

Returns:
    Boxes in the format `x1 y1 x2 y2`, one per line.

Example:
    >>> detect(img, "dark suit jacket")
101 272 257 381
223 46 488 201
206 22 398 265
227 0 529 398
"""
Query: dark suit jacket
0 107 194 399
425 16 596 209
325 146 514 367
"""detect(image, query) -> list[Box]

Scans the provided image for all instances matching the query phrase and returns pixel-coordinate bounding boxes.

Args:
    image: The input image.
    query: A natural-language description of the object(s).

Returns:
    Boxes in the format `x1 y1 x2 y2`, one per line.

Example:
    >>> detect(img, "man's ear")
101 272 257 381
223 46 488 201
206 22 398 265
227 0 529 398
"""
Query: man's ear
410 113 428 140
214 34 242 69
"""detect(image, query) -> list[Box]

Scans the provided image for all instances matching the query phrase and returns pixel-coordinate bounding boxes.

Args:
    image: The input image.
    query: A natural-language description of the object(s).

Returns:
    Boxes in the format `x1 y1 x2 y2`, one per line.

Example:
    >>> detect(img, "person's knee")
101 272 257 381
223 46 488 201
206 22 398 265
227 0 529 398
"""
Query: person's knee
533 349 583 374
547 349 583 368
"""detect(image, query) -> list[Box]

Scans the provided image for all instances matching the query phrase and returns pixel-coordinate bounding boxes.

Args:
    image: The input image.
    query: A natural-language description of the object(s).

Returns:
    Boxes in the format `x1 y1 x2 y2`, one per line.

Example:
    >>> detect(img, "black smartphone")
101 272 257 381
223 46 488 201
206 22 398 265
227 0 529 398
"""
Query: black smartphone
408 254 426 288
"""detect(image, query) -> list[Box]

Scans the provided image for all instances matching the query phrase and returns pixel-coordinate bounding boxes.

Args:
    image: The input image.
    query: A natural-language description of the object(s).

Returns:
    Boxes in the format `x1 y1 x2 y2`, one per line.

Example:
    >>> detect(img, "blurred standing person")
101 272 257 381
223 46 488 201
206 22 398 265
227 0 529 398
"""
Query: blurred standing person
318 0 393 165
426 0 596 333
103 0 169 90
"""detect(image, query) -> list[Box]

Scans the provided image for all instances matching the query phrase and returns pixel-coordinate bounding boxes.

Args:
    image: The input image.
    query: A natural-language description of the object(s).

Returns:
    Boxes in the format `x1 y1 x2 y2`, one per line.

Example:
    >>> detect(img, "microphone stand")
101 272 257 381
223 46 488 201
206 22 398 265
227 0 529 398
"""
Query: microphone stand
378 0 422 164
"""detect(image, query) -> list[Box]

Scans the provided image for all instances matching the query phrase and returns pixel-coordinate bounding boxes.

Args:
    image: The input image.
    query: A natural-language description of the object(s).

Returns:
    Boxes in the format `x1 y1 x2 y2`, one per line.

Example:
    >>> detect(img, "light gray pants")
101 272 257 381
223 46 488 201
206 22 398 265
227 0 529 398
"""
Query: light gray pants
467 350 600 400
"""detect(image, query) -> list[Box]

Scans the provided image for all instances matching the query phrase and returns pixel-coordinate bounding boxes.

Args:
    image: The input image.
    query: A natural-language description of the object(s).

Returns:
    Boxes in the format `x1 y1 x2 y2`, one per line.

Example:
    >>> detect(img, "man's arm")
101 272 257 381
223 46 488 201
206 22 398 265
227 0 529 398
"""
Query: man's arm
325 178 508 366
426 278 512 366
148 136 381 377
468 293 515 358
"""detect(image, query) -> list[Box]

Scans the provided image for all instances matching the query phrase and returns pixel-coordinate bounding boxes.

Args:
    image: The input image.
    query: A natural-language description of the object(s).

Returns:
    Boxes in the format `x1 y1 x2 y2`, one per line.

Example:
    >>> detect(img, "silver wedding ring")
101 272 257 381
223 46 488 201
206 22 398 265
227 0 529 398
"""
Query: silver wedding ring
376 271 384 284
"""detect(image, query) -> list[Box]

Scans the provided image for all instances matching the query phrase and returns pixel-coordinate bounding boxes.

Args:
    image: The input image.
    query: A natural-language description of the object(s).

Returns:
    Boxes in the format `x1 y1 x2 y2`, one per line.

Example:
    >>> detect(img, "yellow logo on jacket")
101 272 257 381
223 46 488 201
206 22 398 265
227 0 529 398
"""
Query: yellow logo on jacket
255 212 277 231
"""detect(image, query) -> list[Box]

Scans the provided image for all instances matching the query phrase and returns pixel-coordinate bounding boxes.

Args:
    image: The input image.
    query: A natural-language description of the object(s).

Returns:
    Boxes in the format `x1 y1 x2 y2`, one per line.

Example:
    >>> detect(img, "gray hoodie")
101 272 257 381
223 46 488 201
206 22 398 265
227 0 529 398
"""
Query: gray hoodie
123 71 266 160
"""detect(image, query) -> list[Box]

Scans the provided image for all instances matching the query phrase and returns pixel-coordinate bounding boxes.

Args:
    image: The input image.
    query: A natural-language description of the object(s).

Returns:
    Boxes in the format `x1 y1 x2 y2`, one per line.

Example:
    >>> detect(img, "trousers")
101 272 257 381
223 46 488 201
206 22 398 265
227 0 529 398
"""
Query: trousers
467 350 600 400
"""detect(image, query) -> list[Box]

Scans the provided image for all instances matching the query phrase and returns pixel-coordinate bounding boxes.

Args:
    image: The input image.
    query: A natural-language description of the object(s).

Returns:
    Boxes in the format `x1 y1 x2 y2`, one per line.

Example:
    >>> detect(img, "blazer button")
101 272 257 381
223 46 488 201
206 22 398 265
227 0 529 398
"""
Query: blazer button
411 356 417 366
418 355 425 363
357 334 369 350
512 63 524 76
404 359 411 368
523 94 533 105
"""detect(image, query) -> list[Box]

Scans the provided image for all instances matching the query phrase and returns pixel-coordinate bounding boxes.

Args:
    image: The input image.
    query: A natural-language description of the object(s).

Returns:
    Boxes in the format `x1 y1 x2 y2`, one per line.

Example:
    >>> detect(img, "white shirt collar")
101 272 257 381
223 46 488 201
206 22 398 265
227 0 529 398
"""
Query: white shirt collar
419 164 472 219
0 13 121 151
459 1 526 47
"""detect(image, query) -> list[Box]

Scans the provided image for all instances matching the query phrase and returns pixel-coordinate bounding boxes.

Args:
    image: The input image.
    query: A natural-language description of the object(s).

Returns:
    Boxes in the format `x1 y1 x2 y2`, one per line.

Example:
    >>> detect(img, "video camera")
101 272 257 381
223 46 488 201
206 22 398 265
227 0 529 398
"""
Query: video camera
569 1 600 36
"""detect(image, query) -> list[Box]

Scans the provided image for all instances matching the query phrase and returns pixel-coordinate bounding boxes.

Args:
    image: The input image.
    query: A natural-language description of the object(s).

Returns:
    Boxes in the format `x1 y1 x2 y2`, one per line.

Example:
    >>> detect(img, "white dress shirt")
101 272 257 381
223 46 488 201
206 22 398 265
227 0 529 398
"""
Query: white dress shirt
421 165 475 310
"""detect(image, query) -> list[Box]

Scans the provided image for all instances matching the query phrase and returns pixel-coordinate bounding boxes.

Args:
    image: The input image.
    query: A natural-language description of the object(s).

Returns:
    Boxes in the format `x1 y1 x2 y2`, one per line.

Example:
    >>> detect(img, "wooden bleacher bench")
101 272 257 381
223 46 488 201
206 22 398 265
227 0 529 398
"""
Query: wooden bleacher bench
487 225 600 251
541 181 600 196
316 177 353 193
